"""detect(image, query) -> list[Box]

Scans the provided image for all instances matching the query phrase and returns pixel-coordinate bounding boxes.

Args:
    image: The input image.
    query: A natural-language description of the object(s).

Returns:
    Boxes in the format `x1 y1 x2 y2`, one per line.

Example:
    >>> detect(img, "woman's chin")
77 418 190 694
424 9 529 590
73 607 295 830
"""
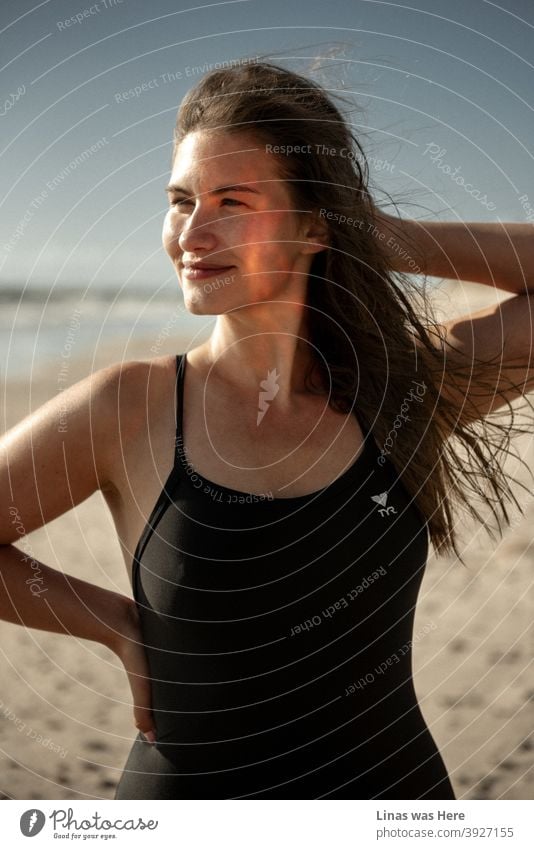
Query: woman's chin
183 293 228 316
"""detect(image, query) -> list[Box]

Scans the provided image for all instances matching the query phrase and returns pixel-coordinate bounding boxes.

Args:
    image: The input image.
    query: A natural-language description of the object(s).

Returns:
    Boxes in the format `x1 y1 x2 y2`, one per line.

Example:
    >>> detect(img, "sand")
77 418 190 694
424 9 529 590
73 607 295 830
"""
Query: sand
0 280 532 800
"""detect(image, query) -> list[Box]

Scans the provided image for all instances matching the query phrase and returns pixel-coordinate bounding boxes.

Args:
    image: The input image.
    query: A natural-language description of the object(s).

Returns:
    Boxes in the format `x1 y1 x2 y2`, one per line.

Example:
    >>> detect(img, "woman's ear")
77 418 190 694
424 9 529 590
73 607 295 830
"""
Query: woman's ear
301 211 330 255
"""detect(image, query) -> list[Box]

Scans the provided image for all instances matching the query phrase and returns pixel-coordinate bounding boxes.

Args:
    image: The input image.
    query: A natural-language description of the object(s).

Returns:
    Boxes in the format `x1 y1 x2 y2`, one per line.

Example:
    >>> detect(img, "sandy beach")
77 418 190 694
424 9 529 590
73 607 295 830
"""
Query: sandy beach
0 280 532 800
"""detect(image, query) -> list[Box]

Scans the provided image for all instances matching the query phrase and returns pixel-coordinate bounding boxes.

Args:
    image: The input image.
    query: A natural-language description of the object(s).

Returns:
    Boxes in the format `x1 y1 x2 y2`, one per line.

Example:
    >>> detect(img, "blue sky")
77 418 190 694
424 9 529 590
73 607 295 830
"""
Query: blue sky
1 0 533 291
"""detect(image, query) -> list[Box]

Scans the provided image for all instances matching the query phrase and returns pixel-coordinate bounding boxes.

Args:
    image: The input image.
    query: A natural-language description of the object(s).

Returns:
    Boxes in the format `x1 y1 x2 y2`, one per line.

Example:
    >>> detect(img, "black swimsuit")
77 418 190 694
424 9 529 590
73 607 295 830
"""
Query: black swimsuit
114 353 455 800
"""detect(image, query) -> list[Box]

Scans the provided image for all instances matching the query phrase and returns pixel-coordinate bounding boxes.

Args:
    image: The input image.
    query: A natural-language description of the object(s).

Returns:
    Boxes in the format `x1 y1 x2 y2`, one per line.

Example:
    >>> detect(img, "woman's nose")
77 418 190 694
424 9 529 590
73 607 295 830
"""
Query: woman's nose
178 206 218 254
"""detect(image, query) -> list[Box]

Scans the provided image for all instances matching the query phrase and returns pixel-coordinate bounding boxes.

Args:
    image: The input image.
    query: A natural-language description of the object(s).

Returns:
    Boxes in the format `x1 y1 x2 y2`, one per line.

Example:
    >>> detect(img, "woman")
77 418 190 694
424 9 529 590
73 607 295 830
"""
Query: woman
1 61 533 800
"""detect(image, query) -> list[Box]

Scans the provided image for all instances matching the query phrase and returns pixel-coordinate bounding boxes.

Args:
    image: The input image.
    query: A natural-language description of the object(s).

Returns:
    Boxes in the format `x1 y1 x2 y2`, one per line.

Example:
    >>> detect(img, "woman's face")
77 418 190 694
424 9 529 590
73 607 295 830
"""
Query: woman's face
162 129 326 314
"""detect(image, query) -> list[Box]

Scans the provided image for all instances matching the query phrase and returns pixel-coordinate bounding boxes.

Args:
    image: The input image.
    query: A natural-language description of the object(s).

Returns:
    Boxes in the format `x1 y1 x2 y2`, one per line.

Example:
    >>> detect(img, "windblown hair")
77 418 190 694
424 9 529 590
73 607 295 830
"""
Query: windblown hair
173 58 534 563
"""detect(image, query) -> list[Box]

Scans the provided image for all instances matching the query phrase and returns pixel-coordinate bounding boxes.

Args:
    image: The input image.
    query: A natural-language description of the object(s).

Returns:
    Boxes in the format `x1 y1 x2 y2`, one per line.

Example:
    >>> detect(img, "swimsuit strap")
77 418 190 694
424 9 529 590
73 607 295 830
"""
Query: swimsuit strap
356 410 370 438
174 352 187 459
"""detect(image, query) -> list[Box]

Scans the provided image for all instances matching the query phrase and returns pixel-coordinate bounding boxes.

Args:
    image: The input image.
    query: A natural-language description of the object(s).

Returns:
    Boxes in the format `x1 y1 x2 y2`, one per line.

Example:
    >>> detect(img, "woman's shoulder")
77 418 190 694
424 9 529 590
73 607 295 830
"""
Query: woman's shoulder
94 354 181 495
101 353 178 414
84 355 180 458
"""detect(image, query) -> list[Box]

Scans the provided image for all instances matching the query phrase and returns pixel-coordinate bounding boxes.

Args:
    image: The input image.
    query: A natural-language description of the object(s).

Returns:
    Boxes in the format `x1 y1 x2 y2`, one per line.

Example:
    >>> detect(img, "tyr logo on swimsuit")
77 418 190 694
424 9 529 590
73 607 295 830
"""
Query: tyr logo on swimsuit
371 491 398 517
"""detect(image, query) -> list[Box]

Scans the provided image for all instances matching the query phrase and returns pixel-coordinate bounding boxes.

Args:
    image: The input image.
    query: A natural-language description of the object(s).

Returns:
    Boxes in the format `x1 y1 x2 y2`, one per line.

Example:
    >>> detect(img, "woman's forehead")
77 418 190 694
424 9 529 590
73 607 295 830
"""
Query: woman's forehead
171 130 286 190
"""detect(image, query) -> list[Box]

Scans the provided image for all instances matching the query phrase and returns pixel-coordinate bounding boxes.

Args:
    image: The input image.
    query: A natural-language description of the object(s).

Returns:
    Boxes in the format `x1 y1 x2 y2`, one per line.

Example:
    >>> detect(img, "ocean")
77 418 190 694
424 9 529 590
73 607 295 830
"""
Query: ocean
0 277 475 383
0 282 214 381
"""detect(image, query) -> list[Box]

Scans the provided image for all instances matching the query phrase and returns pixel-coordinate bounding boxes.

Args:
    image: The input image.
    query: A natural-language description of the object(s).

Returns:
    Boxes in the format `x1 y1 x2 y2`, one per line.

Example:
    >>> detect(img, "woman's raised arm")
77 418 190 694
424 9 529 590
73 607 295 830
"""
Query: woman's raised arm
373 211 534 295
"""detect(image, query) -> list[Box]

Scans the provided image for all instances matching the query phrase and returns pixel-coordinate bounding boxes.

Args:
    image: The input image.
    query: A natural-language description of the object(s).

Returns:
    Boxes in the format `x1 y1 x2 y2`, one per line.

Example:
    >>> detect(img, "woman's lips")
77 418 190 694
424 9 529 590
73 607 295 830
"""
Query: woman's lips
181 264 235 281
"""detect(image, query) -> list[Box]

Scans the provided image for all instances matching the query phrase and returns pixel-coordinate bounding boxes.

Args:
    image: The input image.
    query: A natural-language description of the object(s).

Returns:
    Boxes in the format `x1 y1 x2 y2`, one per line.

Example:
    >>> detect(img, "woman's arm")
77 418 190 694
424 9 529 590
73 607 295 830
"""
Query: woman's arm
0 364 156 743
0 541 130 645
0 543 155 743
374 211 534 295
370 212 534 421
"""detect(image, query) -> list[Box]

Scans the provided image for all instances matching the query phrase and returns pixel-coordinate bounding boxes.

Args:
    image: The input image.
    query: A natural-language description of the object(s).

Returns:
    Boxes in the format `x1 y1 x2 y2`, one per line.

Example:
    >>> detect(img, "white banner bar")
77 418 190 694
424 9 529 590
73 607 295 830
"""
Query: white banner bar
2 799 533 848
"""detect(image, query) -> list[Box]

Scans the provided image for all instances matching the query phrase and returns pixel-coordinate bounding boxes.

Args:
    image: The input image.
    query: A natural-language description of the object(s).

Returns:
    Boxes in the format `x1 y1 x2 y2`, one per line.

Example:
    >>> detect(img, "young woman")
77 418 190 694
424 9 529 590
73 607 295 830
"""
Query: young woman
1 61 533 800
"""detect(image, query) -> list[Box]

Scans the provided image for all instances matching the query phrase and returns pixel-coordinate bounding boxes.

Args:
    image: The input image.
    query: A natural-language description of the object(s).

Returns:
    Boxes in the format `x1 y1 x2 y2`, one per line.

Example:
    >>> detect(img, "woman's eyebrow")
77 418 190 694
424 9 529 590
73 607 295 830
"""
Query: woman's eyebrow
165 183 261 195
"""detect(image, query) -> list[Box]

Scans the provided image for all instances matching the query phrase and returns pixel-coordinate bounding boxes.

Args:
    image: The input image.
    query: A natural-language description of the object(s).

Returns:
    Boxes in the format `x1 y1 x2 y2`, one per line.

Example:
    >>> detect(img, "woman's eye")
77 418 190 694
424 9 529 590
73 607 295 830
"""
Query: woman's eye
169 197 243 208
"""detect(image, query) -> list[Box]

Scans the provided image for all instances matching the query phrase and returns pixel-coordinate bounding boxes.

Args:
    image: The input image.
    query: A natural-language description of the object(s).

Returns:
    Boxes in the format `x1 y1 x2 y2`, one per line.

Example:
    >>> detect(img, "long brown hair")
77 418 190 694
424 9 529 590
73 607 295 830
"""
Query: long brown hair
172 58 534 563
